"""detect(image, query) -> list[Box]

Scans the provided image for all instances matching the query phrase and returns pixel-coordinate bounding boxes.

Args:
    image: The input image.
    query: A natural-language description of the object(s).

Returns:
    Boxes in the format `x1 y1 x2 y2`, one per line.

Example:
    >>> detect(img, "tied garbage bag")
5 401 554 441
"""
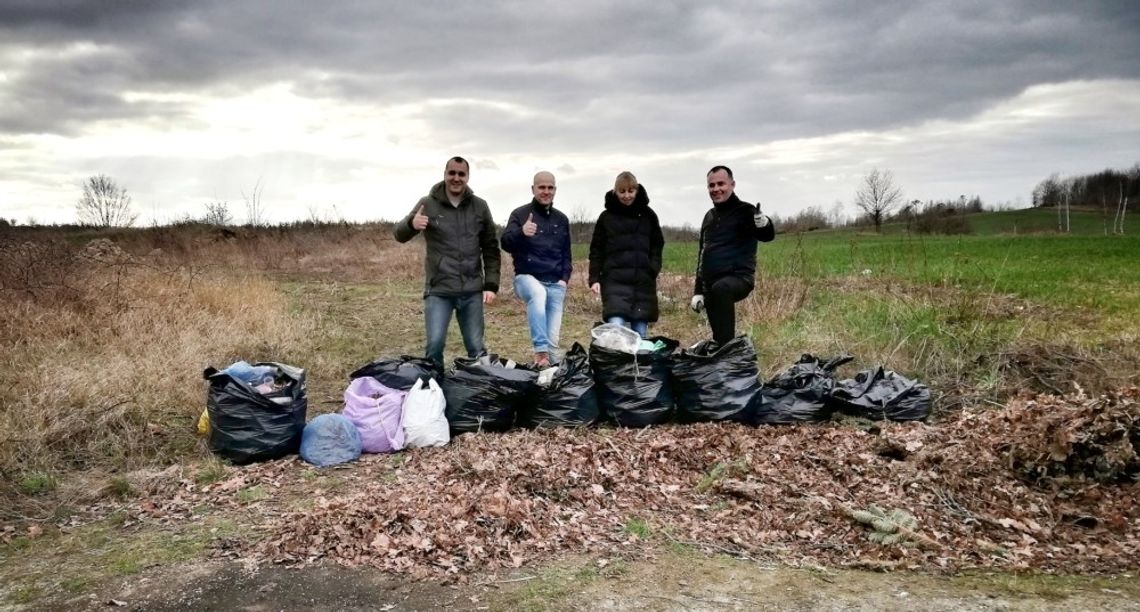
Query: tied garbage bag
300 414 362 467
403 378 449 448
673 336 762 423
590 336 678 427
203 361 307 465
349 355 442 391
442 355 537 434
519 342 599 428
342 377 407 453
831 367 932 421
753 354 852 425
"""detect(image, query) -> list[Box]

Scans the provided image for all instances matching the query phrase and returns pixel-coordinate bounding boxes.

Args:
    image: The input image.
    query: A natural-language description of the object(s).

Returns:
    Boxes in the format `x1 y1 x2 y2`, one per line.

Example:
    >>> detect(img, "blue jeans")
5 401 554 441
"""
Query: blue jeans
606 315 649 339
424 293 486 367
513 274 566 355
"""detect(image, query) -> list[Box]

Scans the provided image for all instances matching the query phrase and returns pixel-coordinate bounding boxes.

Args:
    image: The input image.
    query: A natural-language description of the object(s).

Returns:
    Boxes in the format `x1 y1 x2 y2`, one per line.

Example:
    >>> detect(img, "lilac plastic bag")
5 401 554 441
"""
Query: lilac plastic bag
342 376 407 453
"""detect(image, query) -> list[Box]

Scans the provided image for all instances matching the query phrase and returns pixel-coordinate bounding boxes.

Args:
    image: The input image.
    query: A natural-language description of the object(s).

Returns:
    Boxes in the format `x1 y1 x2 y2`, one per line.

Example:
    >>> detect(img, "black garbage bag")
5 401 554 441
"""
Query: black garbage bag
673 336 763 423
348 355 442 391
203 362 307 465
442 355 537 434
590 336 678 427
519 343 599 428
831 367 932 421
752 354 852 425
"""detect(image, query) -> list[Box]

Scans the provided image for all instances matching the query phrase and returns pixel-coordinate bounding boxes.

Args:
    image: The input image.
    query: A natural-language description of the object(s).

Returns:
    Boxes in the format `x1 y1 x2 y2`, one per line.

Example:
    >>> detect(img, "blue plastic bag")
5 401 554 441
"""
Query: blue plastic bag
300 414 362 467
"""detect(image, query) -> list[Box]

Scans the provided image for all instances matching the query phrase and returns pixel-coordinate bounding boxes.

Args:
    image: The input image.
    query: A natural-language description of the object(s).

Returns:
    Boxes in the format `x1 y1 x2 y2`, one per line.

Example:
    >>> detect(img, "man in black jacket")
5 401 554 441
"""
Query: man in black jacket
691 165 776 344
394 156 501 367
500 171 571 367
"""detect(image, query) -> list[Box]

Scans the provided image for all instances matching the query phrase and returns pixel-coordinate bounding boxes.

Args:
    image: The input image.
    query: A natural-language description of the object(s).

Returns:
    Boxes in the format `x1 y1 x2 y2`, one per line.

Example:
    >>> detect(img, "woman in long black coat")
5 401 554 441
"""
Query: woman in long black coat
588 171 665 338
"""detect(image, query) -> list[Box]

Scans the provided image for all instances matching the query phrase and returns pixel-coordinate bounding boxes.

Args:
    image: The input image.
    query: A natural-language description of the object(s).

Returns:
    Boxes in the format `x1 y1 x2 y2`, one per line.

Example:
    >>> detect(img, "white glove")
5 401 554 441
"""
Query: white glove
690 294 705 313
754 204 771 228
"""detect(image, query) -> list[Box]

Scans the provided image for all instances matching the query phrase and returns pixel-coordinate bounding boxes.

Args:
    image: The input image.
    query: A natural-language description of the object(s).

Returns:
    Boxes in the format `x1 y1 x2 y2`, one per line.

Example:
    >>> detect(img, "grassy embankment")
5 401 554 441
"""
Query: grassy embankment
1 209 1137 504
1 209 1138 604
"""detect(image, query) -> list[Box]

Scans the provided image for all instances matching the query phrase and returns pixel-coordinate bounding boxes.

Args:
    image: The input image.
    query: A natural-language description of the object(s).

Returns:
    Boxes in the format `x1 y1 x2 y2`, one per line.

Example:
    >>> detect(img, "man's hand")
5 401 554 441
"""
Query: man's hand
411 205 429 231
522 213 537 237
590 282 601 296
690 294 705 313
483 291 496 304
557 280 567 288
754 203 770 229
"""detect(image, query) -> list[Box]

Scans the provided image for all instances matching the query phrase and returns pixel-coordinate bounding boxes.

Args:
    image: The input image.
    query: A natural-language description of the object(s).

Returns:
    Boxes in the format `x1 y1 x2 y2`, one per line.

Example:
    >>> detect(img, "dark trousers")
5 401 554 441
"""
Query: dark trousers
705 275 753 345
424 293 486 367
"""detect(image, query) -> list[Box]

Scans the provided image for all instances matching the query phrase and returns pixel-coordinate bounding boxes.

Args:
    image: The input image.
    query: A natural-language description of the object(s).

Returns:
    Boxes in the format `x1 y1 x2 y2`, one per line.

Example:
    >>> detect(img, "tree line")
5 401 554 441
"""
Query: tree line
8 165 1136 238
1032 163 1139 234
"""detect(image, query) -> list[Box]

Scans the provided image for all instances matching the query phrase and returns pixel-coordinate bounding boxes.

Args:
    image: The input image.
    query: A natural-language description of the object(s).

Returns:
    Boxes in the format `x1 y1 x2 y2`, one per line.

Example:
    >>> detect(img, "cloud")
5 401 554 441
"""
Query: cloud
1 1 1138 225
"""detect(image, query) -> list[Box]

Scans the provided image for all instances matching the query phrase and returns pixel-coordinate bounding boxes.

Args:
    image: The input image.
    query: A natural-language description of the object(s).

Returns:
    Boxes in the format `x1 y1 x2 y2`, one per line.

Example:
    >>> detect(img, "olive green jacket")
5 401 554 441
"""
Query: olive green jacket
394 181 501 296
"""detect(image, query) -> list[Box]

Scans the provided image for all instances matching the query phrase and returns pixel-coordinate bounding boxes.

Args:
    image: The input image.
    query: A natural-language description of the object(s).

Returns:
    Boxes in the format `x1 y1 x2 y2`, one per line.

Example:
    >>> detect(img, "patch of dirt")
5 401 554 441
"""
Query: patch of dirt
561 553 1140 612
57 553 1140 612
50 560 478 611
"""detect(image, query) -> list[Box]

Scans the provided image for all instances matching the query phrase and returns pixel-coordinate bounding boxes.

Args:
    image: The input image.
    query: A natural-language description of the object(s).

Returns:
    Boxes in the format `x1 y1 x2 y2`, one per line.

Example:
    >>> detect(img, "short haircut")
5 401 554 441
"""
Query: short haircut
707 165 734 179
447 156 470 171
614 171 638 191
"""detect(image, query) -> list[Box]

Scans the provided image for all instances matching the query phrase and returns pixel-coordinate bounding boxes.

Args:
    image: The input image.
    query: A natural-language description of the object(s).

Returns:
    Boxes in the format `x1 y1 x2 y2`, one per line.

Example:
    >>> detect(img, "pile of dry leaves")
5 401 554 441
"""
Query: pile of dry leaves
1003 387 1139 483
135 388 1140 579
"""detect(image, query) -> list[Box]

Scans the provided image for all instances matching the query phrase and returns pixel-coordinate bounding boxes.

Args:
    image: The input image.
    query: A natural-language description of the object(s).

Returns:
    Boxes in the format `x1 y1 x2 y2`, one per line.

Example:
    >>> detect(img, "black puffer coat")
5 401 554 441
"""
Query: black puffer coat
588 185 665 322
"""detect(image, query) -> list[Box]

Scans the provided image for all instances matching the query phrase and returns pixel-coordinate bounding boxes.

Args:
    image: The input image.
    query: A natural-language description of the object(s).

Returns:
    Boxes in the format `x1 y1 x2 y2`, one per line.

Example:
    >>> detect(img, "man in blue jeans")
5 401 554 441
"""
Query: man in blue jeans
394 156 501 367
500 171 571 368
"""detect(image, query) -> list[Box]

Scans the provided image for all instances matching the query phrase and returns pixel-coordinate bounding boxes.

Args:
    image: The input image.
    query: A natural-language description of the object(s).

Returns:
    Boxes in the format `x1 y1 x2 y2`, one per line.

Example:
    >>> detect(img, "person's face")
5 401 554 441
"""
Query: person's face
532 172 556 205
707 169 735 204
616 184 638 206
444 160 469 198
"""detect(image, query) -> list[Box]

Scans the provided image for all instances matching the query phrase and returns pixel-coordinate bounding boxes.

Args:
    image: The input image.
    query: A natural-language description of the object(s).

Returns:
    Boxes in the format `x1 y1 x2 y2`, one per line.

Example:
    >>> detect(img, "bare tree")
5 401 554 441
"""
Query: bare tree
828 200 847 228
1113 167 1136 235
76 174 137 227
569 203 594 243
243 178 266 227
854 168 903 232
203 201 233 226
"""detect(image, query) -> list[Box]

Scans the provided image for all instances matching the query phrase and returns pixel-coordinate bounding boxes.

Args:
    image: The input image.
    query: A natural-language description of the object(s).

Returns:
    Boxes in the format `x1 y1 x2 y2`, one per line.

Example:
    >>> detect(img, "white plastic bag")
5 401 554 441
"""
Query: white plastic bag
590 323 641 354
402 378 450 448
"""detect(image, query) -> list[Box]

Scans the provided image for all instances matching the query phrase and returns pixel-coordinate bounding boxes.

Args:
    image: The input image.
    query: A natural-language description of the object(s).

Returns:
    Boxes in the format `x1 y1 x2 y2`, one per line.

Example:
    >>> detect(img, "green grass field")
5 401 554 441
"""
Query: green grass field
582 208 1140 322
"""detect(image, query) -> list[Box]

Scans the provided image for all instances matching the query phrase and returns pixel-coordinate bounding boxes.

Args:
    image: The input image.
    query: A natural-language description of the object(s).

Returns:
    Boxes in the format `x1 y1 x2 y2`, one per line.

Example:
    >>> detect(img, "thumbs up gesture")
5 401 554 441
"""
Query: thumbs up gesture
522 212 537 237
412 205 429 231
753 202 770 228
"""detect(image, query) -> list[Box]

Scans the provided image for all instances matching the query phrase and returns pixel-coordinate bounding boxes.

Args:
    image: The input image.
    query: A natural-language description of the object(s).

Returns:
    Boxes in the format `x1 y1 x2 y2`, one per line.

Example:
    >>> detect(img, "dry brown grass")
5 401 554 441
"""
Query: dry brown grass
3 221 1126 516
0 236 313 494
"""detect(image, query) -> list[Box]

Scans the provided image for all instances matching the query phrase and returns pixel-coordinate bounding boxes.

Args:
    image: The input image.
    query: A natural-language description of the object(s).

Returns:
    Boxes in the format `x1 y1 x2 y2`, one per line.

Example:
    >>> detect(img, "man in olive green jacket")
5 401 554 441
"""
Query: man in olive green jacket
394 156 501 366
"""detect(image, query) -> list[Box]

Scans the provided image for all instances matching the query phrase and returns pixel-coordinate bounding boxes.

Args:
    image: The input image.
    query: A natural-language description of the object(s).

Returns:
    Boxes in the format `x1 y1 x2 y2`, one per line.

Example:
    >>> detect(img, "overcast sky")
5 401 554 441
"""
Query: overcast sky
1 0 1138 227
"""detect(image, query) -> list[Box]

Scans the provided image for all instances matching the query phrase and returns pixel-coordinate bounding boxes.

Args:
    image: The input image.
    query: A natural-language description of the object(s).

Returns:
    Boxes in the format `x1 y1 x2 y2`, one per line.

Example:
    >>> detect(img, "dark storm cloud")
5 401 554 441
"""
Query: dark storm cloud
0 0 1137 149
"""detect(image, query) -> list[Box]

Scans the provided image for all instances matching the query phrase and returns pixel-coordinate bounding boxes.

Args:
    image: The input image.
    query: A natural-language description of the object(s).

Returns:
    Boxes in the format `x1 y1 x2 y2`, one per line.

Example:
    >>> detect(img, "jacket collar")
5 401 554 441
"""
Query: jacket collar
712 192 743 214
429 181 473 206
529 198 554 215
603 184 651 214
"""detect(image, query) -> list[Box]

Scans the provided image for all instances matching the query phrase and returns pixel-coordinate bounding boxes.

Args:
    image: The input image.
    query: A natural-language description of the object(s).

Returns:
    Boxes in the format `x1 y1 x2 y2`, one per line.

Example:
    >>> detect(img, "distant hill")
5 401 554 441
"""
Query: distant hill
963 207 1121 236
780 207 1124 238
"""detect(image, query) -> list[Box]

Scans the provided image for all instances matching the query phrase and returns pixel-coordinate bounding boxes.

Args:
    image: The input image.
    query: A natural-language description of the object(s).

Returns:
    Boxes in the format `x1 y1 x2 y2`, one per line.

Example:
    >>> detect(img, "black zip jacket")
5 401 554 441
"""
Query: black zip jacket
694 193 776 295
